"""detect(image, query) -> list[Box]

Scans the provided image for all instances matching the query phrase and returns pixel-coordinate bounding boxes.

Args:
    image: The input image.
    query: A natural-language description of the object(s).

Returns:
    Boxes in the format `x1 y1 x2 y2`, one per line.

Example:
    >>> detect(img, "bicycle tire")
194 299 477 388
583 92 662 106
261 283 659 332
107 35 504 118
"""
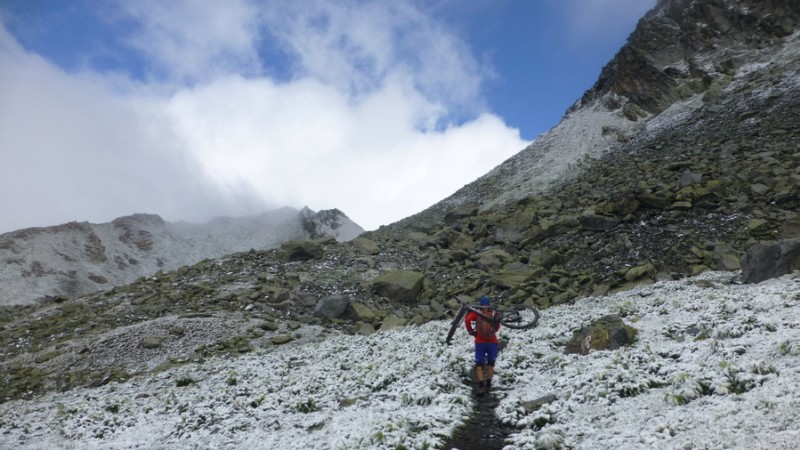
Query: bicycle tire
445 304 469 345
497 305 540 329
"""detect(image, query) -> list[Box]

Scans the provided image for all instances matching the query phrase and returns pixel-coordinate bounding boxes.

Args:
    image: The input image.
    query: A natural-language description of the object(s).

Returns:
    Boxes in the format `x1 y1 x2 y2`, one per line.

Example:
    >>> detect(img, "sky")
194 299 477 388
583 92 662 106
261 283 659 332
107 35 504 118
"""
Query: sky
3 270 799 448
0 0 656 233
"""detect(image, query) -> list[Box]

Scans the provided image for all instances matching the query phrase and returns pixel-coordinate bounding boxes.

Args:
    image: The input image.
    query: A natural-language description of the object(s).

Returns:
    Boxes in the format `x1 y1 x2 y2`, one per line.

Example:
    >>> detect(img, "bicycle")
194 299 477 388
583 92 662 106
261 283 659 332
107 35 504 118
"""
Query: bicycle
445 302 540 345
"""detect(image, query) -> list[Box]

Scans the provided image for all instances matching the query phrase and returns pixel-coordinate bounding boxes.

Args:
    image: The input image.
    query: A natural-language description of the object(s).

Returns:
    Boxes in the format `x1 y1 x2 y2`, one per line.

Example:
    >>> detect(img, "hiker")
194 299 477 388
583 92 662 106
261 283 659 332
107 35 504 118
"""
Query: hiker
465 296 501 395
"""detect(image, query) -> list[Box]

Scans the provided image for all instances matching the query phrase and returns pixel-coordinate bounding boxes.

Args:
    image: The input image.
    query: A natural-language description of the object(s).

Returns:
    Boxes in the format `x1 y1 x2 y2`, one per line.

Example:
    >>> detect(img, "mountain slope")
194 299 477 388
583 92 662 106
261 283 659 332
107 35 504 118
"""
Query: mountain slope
366 0 799 305
0 207 363 306
391 0 800 230
1 1 800 448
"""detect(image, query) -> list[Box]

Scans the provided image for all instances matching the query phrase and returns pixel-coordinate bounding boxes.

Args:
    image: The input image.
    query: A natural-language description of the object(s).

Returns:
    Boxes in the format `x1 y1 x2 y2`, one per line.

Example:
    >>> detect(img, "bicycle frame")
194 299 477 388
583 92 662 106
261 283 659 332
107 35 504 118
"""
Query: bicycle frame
445 302 539 344
445 304 496 345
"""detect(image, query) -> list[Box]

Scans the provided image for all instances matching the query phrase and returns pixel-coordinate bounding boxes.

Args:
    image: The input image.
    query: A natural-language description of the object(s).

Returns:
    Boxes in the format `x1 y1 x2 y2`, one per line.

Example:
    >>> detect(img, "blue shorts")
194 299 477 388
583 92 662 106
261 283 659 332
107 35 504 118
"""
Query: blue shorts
474 343 499 365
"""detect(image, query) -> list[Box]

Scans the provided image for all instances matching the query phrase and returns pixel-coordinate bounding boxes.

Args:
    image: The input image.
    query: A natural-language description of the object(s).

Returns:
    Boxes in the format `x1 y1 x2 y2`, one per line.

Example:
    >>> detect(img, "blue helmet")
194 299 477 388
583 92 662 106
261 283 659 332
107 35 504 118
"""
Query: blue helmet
479 296 491 306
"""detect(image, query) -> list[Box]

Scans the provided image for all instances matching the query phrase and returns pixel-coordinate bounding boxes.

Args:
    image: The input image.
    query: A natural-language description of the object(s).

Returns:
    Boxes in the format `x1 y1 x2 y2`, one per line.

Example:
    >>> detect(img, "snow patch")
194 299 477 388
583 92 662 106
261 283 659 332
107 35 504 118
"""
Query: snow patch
3 271 800 449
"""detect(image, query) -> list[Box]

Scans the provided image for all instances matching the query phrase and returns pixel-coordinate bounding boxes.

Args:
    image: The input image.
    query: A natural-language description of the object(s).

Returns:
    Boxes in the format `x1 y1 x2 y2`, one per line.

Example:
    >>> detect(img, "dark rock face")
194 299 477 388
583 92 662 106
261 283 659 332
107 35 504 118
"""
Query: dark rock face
741 240 800 283
575 0 800 118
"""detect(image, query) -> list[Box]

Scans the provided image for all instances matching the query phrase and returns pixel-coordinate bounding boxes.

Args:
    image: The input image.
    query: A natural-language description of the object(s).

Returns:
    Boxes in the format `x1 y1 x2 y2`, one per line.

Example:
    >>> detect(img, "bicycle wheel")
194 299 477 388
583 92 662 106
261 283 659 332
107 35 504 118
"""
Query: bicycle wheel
498 305 540 329
445 305 469 345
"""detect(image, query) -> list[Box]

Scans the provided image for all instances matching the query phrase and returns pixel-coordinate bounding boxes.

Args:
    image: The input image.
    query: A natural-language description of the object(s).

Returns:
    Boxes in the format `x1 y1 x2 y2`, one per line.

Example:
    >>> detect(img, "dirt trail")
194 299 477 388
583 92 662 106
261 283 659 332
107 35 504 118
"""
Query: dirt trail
441 389 515 450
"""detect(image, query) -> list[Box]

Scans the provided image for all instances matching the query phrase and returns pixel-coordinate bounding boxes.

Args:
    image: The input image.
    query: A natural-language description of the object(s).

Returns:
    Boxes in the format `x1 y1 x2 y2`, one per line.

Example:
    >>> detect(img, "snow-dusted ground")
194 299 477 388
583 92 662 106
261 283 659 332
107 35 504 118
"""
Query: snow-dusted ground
2 271 799 449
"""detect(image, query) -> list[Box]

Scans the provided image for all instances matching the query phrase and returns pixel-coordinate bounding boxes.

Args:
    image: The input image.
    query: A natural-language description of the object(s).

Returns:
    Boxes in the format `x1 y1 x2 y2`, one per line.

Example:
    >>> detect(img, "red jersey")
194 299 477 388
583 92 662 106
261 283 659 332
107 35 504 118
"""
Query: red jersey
465 308 500 344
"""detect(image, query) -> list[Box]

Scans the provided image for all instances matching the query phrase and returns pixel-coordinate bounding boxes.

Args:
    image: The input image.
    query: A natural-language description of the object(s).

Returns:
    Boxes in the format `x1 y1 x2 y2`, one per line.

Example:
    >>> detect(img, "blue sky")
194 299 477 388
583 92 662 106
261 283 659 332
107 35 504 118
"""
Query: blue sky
0 0 655 233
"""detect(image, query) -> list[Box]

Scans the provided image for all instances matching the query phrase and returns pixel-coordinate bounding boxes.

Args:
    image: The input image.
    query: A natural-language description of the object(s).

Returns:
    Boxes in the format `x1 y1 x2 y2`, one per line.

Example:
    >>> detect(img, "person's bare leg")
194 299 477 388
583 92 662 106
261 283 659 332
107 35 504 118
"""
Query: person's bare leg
486 365 494 391
475 365 485 394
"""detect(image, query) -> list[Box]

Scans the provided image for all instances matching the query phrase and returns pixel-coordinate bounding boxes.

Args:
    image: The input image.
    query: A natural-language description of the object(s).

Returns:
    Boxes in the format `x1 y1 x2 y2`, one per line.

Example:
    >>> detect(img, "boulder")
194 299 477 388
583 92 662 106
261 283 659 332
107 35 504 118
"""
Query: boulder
522 394 558 413
141 336 163 349
564 315 637 355
637 193 672 209
746 219 768 232
741 239 800 283
751 183 770 196
258 321 279 332
779 218 800 239
444 207 478 226
352 237 380 255
270 335 294 345
529 249 563 270
711 242 740 271
379 314 407 331
451 234 476 254
370 270 425 303
347 302 377 322
312 294 351 319
474 248 515 270
356 322 376 335
579 215 620 231
680 170 703 187
624 263 655 281
280 240 324 261
492 265 543 289
494 227 526 245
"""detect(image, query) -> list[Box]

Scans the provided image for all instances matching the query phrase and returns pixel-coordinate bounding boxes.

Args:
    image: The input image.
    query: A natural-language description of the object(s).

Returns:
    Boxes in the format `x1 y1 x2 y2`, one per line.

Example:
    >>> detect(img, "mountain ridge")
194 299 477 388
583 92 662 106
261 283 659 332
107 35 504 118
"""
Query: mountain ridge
0 207 363 306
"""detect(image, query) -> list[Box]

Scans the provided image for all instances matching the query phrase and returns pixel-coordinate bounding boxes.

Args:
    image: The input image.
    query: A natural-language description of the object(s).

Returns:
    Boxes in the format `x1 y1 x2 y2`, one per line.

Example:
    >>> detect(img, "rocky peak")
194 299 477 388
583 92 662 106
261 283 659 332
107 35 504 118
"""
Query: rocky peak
299 207 363 242
111 213 166 227
573 0 800 119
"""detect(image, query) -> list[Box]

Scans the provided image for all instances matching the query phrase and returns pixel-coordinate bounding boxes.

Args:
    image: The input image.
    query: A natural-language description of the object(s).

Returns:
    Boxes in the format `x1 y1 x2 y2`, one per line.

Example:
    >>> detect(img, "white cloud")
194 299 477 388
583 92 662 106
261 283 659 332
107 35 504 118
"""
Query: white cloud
0 25 266 232
165 74 524 229
0 1 527 233
116 0 263 82
257 0 488 116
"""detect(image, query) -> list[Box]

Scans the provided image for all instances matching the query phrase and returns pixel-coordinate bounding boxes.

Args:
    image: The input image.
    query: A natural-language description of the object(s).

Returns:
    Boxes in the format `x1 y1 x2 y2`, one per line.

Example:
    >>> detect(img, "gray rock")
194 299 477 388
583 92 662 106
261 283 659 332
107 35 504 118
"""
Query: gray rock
259 321 280 331
370 270 425 303
379 314 407 331
348 303 377 322
312 294 351 319
280 240 324 261
141 336 163 349
751 183 770 196
522 394 558 413
356 322 375 335
579 215 620 231
352 237 380 255
680 170 703 187
270 335 294 345
741 239 800 283
624 263 655 282
564 315 637 355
